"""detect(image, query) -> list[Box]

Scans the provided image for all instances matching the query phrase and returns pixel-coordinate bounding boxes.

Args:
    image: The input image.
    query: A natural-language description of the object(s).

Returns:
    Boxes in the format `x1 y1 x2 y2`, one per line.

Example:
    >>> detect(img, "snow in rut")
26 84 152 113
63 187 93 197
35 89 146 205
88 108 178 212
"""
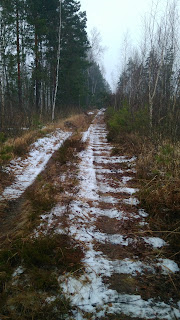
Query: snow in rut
38 110 180 319
0 129 72 201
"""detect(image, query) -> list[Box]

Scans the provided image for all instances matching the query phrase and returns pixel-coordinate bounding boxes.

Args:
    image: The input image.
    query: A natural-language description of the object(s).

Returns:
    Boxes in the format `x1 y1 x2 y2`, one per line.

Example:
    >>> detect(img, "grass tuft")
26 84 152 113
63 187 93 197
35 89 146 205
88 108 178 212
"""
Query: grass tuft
0 234 84 318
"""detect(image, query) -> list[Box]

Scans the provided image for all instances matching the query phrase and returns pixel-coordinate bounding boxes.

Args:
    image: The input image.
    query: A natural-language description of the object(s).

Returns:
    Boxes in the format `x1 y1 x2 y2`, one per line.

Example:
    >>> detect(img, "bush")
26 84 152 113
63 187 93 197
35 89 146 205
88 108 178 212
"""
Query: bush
107 106 149 139
107 106 132 134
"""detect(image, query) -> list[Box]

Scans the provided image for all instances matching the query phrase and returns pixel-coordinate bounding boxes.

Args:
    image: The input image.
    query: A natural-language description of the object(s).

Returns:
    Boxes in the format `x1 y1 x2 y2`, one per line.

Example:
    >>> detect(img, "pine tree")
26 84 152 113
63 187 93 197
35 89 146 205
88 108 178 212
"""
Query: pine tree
58 0 89 108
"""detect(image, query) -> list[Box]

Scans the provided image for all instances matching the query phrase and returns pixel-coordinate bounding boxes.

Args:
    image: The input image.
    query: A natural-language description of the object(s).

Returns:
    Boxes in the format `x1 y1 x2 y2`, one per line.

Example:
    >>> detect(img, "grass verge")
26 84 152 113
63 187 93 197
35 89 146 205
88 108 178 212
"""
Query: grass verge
106 108 180 265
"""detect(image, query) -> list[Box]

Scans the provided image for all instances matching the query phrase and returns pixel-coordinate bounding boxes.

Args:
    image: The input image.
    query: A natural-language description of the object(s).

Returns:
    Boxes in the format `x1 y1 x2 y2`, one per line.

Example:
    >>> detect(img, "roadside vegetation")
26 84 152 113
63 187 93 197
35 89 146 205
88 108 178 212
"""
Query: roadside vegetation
106 0 180 271
106 107 180 268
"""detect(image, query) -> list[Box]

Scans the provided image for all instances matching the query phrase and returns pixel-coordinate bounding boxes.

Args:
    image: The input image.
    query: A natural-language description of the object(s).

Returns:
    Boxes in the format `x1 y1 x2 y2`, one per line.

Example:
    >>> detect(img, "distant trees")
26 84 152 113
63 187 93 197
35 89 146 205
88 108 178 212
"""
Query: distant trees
86 27 111 108
0 0 109 130
115 0 180 140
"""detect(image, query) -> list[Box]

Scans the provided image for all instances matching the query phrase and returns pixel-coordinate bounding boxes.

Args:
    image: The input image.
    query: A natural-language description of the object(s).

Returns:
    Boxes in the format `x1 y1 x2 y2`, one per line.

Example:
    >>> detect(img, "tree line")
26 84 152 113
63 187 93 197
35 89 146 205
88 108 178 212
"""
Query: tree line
0 0 110 129
114 0 180 140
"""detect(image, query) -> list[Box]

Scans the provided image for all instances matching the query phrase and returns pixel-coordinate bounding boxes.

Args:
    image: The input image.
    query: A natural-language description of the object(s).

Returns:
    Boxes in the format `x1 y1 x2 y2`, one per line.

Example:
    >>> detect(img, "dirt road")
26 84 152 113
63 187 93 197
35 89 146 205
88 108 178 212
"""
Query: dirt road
0 110 179 319
38 110 180 319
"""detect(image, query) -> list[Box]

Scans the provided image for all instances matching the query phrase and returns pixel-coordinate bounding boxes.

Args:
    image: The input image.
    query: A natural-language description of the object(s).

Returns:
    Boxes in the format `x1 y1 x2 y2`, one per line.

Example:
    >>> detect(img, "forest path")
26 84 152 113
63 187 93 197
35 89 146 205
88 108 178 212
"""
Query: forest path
38 110 180 319
0 110 179 319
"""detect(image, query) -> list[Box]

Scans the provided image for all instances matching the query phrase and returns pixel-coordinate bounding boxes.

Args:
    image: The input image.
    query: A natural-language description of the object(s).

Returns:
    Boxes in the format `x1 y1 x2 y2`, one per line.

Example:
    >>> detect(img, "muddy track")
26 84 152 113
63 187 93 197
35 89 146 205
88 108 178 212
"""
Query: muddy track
37 110 180 319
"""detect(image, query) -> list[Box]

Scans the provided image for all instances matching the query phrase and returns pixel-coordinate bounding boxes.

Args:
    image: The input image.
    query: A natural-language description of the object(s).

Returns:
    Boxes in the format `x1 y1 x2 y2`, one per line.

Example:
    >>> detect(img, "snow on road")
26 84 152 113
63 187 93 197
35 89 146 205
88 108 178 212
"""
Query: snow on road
37 110 180 319
0 129 72 201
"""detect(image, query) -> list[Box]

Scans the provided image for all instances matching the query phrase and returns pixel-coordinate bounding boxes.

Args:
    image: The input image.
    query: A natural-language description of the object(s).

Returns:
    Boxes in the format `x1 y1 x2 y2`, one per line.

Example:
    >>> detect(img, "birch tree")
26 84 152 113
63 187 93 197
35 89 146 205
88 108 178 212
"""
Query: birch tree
145 0 178 130
0 6 5 128
16 0 22 109
52 0 62 122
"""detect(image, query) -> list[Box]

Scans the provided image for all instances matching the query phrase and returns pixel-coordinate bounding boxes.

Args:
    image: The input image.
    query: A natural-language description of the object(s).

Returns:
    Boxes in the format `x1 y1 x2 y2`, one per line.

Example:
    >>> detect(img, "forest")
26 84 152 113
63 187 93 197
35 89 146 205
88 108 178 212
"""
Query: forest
0 0 180 319
110 0 180 141
0 0 110 130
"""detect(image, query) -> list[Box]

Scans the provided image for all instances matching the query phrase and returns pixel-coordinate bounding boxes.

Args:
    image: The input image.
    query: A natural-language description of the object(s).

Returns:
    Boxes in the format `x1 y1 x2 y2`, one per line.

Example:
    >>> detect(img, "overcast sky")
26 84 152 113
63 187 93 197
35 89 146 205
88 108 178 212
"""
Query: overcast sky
79 0 162 89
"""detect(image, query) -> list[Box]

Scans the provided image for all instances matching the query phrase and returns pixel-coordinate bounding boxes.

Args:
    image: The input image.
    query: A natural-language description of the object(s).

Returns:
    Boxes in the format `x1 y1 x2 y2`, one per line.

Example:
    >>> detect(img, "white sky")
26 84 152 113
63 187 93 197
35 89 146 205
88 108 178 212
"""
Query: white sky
79 0 163 89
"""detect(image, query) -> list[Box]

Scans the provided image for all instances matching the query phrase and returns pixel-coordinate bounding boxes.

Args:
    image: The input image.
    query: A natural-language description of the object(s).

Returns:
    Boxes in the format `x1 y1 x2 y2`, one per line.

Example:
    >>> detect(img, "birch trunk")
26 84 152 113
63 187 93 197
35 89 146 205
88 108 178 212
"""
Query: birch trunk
0 7 5 128
35 29 39 112
52 0 62 122
16 1 22 109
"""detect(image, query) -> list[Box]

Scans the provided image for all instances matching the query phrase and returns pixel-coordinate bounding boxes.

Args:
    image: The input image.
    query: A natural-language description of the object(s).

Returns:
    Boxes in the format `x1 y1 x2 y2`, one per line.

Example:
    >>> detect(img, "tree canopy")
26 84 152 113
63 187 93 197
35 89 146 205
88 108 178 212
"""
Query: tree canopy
0 0 110 128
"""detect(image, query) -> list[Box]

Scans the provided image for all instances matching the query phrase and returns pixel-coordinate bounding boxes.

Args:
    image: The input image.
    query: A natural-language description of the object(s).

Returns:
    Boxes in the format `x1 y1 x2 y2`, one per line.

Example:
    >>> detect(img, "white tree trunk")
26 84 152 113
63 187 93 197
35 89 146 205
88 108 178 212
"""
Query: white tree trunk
0 7 5 125
52 0 62 122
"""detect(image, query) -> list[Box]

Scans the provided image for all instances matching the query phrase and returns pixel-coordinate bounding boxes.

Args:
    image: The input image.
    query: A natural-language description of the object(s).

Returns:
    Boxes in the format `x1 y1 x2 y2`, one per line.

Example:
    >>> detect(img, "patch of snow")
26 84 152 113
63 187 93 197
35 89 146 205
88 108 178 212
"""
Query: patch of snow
78 150 99 201
96 167 123 174
71 201 128 221
139 221 148 226
98 182 138 195
45 296 56 304
99 195 119 204
93 231 132 246
94 155 136 164
81 125 93 143
143 237 167 248
113 258 154 275
12 266 24 277
138 209 149 217
93 146 113 151
122 176 133 184
34 205 67 236
157 259 180 274
60 256 180 319
0 130 72 201
123 197 140 206
41 204 67 221
94 207 125 219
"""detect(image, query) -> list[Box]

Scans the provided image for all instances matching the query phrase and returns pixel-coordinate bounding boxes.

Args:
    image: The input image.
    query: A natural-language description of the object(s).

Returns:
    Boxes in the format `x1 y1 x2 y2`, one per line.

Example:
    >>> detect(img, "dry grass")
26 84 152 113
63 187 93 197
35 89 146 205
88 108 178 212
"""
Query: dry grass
108 131 149 157
0 234 84 319
136 141 180 263
106 108 180 265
